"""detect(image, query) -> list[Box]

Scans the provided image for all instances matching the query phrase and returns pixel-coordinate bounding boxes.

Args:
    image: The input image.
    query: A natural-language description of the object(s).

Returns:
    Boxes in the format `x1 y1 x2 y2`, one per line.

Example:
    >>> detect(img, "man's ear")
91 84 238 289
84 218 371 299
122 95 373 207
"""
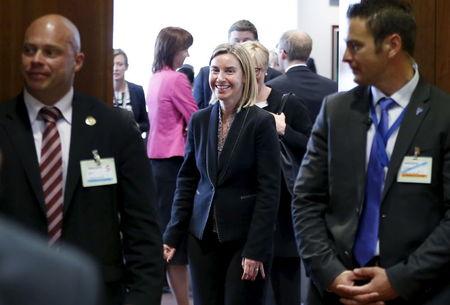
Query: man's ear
74 52 85 72
384 33 402 58
280 49 288 61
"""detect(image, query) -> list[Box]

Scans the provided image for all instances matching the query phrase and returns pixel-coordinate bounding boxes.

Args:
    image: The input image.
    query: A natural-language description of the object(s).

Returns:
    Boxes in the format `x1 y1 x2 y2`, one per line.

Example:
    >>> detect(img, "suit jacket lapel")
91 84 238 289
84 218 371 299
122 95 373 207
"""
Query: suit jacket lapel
127 82 139 115
382 80 431 200
206 103 219 186
2 95 46 210
217 107 250 184
63 93 95 213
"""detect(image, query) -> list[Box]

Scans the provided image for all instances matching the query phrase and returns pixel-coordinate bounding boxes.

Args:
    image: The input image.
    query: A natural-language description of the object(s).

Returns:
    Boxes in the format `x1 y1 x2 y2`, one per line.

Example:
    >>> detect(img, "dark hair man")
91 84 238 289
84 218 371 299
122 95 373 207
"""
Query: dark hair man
292 1 450 304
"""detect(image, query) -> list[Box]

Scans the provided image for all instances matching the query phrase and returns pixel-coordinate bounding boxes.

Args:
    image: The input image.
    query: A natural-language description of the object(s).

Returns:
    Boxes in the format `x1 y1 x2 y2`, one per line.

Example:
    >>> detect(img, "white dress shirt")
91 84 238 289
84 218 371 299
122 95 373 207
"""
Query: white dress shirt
366 68 419 255
24 88 73 193
285 63 307 73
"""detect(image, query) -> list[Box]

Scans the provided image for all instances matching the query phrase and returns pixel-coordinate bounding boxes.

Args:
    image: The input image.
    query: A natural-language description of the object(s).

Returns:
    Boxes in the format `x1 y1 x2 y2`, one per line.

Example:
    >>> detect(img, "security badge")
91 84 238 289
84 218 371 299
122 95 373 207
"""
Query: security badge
80 150 117 187
397 147 432 184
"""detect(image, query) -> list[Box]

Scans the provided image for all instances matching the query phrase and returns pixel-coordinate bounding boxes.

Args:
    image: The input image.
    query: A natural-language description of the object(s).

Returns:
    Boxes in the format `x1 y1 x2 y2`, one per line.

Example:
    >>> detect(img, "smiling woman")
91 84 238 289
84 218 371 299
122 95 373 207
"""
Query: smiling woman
163 43 280 305
209 43 256 113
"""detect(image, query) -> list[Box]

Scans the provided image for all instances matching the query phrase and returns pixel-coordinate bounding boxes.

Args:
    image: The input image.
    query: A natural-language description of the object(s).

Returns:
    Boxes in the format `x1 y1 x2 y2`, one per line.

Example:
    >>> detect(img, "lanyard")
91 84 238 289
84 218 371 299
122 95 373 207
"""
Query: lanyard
369 101 406 166
369 101 406 143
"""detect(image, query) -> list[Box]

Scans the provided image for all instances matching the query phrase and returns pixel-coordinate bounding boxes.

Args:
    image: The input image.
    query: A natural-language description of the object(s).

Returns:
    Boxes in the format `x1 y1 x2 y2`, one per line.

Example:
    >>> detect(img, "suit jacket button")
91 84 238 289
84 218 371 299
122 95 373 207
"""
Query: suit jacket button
381 214 387 218
344 250 350 257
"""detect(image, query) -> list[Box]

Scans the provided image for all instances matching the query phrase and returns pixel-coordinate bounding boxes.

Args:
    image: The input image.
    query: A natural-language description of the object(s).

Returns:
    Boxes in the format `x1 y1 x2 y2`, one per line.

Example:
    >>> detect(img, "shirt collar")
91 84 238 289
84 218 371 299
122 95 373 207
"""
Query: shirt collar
24 88 73 124
371 66 419 109
285 63 307 73
255 100 268 108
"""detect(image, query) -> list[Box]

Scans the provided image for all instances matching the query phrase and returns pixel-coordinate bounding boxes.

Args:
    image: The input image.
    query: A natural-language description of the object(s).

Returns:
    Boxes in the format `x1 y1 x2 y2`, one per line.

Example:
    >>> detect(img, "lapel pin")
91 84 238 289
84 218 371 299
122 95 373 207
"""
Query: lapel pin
416 107 423 116
85 116 96 126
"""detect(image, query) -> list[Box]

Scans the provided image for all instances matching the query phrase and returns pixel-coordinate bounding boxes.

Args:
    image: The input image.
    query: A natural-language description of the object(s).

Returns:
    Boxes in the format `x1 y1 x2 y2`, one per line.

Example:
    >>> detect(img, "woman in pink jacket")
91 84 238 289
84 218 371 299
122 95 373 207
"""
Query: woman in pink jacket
146 27 198 305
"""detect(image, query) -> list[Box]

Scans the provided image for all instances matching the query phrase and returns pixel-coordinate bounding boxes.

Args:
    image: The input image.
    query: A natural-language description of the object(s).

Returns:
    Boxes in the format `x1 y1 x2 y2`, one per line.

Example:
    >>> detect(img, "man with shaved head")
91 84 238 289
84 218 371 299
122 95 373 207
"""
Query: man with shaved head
0 14 163 305
267 30 337 122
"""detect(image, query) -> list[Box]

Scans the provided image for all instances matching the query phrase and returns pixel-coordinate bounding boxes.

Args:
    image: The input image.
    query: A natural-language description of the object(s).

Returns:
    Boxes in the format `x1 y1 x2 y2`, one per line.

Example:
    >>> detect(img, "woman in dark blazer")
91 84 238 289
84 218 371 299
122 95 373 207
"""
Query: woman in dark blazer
243 41 312 305
163 43 281 305
113 49 149 137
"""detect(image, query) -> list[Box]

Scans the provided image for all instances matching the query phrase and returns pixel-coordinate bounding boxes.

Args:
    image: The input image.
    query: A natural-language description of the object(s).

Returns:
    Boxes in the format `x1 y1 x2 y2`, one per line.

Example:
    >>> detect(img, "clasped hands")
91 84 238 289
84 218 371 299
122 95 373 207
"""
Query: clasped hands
328 267 398 305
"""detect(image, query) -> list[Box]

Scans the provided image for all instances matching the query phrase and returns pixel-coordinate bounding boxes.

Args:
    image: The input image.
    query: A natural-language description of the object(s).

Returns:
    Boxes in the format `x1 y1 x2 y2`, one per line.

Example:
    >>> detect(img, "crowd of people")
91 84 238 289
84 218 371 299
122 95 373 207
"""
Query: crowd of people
1 1 450 305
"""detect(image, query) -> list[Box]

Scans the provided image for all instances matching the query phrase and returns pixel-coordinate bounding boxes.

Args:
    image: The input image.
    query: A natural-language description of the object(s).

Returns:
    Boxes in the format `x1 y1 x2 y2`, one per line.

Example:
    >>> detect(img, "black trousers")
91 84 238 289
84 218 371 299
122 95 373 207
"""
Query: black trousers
270 257 301 305
150 157 187 264
188 232 268 305
101 281 125 305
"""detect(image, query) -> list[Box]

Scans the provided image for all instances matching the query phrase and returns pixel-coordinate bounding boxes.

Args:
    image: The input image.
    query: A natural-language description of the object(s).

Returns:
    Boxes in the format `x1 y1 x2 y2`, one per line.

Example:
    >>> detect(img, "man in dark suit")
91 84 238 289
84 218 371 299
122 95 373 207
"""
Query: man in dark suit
292 1 450 304
266 30 337 123
0 14 163 305
0 217 100 305
193 19 284 109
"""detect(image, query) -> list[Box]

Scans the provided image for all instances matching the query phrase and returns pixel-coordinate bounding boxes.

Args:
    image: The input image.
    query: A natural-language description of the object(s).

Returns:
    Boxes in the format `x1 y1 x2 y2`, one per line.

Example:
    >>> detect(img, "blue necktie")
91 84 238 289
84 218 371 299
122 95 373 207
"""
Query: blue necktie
354 97 396 266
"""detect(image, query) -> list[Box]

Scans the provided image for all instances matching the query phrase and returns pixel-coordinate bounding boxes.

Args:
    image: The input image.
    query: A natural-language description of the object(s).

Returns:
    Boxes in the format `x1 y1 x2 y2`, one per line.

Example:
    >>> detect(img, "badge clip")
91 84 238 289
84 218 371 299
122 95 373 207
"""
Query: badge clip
92 149 101 165
414 146 420 160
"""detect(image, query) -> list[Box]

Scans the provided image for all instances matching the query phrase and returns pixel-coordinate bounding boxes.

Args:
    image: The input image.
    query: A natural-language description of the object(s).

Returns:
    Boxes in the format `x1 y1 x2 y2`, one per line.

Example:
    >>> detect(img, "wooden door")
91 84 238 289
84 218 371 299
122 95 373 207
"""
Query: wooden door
436 0 450 91
408 0 450 93
0 0 113 104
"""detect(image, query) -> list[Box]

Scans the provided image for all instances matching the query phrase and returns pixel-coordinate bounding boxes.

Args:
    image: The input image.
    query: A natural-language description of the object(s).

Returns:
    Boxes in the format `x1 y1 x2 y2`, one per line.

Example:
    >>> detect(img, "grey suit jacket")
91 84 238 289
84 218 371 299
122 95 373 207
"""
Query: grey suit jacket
0 217 100 305
292 79 450 304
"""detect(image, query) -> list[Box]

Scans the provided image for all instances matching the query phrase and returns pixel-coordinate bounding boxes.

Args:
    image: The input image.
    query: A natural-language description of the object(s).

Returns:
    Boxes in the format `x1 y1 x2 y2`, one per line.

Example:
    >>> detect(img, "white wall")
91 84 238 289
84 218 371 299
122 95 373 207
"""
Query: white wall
114 0 297 92
297 0 339 79
338 0 360 91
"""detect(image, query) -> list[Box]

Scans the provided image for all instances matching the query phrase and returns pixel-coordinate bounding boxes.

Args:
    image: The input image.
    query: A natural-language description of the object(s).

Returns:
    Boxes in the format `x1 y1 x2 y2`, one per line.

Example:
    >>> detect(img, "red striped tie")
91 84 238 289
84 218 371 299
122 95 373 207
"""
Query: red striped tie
39 107 63 245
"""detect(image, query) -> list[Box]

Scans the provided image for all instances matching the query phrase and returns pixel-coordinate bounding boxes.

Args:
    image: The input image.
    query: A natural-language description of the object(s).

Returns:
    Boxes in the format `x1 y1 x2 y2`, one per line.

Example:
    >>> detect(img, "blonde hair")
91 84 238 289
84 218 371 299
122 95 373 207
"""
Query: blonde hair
241 40 269 71
209 43 257 111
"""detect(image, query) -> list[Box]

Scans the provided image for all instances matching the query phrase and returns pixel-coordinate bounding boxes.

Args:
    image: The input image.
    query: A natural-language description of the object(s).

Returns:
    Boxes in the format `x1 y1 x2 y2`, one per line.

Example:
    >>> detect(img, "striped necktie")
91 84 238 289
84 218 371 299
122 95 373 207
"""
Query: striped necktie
39 107 63 245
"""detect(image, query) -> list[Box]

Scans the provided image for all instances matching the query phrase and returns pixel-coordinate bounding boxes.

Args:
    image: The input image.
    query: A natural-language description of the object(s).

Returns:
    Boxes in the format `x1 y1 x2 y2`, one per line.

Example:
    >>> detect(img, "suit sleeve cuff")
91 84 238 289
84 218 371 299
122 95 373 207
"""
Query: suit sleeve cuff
386 263 422 300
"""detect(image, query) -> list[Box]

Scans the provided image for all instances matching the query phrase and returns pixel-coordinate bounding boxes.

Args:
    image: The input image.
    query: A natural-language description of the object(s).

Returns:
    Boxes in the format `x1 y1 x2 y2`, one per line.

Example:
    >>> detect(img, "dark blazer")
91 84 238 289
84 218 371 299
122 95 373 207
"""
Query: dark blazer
127 81 149 134
164 103 281 262
264 88 311 257
292 79 450 304
306 57 317 74
0 217 100 305
0 92 163 305
193 66 282 110
266 65 337 123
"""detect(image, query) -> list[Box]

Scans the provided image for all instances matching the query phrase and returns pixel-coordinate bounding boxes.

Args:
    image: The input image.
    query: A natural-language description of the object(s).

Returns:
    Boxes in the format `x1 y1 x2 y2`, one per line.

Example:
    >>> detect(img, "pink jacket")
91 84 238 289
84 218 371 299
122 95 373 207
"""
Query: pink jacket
146 67 198 158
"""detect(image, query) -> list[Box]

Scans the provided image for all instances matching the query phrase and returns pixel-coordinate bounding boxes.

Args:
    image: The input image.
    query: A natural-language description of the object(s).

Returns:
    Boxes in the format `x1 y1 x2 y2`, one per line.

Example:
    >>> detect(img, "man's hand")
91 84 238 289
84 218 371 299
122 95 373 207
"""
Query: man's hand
270 113 286 135
328 270 363 297
336 267 398 304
